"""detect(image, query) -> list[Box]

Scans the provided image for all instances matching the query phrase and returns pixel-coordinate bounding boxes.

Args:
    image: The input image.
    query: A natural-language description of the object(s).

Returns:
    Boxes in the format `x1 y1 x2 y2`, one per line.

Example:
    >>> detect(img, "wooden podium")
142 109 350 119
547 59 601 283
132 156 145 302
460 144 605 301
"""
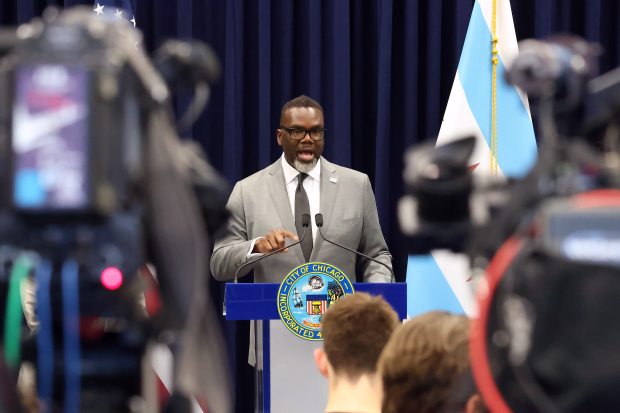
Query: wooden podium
225 282 407 413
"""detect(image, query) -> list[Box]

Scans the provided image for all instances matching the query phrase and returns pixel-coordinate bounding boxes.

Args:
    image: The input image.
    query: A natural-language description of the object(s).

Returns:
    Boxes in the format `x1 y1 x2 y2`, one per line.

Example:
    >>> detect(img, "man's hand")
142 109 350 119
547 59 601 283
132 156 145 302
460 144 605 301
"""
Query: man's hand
253 229 299 253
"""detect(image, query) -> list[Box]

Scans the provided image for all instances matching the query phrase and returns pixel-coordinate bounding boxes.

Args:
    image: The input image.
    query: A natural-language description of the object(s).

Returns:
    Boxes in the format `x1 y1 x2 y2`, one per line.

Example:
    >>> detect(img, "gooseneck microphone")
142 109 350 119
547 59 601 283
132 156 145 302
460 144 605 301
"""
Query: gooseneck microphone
233 214 311 283
315 213 395 282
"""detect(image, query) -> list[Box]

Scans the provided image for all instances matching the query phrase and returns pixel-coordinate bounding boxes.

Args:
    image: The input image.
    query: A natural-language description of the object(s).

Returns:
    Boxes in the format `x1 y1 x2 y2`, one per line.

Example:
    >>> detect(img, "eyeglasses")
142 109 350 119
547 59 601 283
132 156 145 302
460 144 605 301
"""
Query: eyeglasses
280 127 326 141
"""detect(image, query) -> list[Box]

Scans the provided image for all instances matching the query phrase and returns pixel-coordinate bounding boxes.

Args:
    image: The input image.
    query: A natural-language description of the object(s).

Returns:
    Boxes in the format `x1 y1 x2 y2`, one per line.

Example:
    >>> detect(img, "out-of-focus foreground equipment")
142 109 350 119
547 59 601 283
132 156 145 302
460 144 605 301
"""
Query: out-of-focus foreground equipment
0 7 231 413
400 35 620 413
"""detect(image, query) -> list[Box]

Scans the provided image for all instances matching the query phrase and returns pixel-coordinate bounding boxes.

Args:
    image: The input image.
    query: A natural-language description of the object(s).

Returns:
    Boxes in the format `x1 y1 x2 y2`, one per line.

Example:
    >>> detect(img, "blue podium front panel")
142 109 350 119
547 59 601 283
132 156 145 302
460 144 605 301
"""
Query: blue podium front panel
225 282 407 320
225 282 407 413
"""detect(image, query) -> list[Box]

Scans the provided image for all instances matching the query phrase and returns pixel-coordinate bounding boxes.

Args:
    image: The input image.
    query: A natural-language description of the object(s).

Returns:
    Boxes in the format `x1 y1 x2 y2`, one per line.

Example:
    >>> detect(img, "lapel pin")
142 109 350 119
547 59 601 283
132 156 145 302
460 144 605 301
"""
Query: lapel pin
330 176 338 184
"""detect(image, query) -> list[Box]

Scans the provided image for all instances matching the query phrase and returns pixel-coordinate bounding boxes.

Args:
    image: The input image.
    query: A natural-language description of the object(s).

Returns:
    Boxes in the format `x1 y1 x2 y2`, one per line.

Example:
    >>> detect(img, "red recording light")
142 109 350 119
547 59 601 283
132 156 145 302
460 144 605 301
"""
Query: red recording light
100 267 123 290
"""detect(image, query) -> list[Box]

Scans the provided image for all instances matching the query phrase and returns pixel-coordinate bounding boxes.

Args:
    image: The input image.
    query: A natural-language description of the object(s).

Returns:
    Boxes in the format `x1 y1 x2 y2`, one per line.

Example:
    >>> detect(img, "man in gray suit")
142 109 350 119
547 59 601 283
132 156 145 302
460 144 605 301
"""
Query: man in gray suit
211 95 392 283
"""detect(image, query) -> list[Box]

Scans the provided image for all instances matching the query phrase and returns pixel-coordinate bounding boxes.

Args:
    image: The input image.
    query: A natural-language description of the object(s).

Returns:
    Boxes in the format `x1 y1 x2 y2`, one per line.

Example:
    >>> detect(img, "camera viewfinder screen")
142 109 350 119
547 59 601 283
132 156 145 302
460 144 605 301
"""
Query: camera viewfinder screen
12 64 90 211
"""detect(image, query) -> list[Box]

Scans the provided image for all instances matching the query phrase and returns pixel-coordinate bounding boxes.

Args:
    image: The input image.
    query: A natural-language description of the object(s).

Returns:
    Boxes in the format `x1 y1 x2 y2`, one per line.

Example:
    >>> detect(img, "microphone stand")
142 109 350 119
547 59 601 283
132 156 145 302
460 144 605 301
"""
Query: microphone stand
223 215 311 316
315 213 395 283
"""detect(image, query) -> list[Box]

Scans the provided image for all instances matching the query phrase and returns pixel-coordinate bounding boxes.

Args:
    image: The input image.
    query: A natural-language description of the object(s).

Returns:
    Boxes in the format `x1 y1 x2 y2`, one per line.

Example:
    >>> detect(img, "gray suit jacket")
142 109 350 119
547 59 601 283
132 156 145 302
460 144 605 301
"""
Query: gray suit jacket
211 157 393 283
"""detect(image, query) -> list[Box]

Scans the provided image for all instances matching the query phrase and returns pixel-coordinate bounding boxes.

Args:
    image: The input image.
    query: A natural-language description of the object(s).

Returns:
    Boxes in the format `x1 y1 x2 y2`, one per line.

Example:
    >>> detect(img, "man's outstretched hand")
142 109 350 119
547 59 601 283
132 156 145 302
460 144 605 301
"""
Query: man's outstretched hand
253 229 299 253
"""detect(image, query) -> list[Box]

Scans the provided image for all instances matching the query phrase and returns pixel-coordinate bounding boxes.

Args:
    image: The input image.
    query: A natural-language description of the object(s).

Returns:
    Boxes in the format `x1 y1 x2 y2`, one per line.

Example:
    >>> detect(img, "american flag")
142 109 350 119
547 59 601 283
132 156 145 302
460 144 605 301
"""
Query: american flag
90 5 215 411
93 1 136 28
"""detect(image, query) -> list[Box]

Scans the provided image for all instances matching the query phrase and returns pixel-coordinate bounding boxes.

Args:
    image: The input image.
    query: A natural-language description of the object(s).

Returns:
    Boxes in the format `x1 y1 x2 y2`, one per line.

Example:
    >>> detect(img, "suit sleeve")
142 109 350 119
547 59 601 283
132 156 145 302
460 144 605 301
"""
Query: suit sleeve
210 181 256 281
357 175 394 283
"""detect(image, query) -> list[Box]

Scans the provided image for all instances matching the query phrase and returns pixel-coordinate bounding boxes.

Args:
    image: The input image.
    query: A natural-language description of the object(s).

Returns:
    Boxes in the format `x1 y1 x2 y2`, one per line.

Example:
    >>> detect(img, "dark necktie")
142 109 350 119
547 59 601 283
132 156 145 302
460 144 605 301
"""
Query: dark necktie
295 173 313 261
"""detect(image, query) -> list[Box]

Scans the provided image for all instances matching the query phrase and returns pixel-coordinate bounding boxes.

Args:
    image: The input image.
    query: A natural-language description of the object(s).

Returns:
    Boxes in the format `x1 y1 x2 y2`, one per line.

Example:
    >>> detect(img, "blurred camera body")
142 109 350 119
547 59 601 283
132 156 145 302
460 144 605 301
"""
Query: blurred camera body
0 9 149 313
0 8 230 412
399 36 620 412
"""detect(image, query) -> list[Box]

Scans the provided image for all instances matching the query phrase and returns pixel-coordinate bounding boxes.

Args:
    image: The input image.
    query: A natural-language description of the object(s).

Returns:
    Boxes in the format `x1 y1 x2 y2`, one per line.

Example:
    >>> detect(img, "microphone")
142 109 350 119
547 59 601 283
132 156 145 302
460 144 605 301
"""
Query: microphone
315 213 395 283
233 214 311 283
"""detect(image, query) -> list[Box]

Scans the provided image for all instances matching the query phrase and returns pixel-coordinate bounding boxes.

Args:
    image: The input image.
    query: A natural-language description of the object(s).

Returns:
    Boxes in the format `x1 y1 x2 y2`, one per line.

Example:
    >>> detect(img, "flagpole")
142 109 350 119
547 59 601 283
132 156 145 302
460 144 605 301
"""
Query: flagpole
491 0 499 176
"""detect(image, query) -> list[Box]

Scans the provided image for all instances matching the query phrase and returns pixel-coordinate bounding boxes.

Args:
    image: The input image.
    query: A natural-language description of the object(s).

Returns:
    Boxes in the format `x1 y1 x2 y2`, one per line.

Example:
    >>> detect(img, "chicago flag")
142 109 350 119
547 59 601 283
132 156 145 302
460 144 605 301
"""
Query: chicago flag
406 0 537 318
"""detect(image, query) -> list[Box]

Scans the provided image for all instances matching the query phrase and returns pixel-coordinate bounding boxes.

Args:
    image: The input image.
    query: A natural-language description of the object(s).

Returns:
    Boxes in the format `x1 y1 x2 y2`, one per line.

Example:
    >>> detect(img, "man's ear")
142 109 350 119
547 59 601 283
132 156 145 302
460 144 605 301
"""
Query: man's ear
276 129 283 146
313 348 329 378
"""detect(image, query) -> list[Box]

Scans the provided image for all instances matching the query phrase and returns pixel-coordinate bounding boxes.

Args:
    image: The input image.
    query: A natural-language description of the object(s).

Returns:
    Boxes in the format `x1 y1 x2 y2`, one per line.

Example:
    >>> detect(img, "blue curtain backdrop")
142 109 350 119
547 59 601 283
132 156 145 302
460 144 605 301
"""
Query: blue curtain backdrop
3 0 620 279
2 1 620 411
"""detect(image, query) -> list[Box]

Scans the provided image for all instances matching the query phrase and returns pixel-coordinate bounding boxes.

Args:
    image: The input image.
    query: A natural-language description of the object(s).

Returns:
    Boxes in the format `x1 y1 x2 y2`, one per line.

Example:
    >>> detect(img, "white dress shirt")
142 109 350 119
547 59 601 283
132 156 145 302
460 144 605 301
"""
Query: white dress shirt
280 154 321 244
247 154 321 256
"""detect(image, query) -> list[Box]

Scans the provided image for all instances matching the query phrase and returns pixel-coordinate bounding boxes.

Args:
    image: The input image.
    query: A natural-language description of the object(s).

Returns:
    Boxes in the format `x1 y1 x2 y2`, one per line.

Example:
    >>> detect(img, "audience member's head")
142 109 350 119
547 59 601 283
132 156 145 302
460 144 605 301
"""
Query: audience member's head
440 368 488 413
314 292 400 413
378 311 471 413
315 292 400 380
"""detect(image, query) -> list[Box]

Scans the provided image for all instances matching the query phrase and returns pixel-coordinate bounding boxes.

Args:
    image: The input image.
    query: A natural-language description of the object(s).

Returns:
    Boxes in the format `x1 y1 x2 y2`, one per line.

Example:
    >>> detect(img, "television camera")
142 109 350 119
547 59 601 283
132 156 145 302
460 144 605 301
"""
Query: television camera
0 7 230 413
399 36 620 412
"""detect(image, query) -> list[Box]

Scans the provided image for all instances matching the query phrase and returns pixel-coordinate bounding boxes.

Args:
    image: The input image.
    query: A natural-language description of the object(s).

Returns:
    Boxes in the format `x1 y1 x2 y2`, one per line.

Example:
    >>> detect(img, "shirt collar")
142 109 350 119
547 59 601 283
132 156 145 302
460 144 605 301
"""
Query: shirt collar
281 153 321 184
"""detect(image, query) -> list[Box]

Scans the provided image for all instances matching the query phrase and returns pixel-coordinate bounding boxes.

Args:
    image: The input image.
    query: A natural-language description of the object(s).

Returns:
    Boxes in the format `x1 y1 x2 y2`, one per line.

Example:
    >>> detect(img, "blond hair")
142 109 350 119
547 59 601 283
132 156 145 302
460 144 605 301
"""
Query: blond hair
379 311 470 413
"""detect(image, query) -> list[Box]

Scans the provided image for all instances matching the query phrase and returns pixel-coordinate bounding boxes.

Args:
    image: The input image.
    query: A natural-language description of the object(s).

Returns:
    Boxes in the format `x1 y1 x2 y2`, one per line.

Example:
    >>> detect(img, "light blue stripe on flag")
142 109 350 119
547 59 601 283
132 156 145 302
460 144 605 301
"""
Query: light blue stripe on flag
406 255 465 318
458 1 537 177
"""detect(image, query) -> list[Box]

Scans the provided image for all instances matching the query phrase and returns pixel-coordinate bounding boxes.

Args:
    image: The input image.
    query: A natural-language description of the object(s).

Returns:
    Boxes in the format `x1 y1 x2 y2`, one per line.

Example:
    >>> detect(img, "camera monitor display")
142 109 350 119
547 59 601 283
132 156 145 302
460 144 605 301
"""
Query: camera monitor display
12 64 90 211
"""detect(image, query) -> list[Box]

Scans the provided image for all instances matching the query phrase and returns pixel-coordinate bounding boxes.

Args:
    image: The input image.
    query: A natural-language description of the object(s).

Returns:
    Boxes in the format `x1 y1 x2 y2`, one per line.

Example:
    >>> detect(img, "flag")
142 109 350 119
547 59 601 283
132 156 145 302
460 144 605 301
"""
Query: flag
92 1 136 28
91 5 225 412
406 0 537 318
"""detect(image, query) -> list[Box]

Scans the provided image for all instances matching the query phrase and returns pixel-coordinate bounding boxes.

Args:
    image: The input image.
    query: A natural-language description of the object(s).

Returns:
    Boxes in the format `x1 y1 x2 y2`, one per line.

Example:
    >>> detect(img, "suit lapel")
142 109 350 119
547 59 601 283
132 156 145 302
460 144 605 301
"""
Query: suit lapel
311 157 339 261
267 160 305 263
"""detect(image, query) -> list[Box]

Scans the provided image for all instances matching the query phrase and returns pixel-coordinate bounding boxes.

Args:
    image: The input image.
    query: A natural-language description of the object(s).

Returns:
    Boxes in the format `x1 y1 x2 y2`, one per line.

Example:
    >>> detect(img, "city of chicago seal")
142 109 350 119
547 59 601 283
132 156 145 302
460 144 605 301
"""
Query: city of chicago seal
277 262 354 340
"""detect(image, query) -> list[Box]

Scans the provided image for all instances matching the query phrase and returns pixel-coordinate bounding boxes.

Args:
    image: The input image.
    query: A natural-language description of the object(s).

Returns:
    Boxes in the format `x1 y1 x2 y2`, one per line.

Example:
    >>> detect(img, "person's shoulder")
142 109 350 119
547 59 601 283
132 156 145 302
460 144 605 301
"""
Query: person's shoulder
236 160 279 186
323 158 368 182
